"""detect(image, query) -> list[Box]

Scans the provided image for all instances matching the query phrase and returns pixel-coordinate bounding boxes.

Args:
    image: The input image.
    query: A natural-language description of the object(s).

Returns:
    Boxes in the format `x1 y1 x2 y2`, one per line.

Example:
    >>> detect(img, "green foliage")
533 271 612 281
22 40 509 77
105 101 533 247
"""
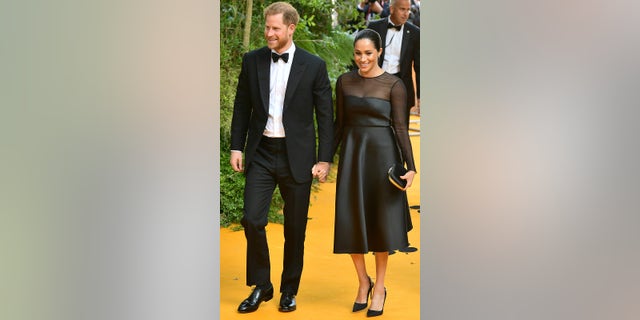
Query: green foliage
219 151 285 227
219 151 245 227
220 0 356 227
296 30 354 83
289 0 334 35
334 0 368 33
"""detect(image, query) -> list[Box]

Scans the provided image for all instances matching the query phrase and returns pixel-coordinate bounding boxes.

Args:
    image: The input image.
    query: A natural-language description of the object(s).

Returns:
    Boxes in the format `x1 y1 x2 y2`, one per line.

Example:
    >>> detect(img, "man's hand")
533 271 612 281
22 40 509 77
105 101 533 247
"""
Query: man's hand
311 161 331 183
230 151 244 172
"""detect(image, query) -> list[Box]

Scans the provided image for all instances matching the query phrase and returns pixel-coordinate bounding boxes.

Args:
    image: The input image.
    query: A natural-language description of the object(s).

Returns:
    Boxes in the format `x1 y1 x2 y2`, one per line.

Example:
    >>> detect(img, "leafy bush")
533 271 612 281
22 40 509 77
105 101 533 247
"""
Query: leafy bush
219 150 285 227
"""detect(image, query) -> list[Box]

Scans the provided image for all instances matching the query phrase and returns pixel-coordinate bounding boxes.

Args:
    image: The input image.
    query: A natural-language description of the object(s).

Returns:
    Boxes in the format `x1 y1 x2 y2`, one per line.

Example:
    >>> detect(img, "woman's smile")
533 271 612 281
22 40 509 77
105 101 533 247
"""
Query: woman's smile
354 38 382 77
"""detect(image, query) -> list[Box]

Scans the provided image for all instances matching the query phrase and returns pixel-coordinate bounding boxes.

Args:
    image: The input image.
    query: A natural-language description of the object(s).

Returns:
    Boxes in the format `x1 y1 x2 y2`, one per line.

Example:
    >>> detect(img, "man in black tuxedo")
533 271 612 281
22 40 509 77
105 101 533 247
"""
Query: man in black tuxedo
229 1 333 314
368 0 420 114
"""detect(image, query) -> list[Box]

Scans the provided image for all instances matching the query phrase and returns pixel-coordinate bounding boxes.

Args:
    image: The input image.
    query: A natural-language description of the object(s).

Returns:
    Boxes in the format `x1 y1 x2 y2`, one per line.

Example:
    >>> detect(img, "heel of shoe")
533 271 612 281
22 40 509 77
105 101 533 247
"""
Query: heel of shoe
366 288 386 317
353 276 375 312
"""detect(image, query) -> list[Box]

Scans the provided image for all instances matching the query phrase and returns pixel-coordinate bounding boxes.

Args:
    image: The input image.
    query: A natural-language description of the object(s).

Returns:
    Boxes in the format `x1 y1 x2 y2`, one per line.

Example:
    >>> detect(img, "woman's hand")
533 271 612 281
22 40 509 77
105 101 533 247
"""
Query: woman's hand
401 170 416 190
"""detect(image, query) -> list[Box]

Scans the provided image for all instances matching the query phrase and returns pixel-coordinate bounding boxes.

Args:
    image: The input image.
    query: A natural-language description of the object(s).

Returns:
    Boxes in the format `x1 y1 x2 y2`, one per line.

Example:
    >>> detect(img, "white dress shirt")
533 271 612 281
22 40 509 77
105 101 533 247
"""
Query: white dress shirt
264 43 296 138
382 19 403 75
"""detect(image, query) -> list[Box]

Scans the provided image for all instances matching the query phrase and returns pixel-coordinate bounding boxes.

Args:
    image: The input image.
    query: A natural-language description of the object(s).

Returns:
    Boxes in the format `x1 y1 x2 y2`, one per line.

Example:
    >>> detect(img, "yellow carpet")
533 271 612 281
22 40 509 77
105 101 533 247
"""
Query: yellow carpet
220 119 421 319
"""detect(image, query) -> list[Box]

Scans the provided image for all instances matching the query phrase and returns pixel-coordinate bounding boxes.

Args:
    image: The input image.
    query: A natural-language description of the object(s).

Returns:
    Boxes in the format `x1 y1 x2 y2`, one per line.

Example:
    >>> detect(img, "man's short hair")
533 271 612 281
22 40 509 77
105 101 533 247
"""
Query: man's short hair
264 2 300 26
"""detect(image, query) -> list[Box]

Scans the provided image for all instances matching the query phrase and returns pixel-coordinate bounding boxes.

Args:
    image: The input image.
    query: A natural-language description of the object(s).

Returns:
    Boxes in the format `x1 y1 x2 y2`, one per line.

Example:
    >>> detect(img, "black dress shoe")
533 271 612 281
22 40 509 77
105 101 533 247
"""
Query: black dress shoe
352 276 374 312
278 292 296 312
237 285 274 313
366 288 387 317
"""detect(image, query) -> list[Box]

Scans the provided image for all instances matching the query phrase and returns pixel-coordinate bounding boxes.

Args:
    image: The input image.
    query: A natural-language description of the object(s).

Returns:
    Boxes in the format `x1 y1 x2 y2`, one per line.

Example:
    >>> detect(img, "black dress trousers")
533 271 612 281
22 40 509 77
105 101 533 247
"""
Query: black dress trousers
241 136 312 295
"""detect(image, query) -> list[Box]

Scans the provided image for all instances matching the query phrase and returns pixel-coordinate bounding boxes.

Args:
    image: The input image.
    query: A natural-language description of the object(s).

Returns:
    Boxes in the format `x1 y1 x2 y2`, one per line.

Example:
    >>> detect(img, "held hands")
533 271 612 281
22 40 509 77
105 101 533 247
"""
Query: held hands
400 170 416 190
311 161 331 183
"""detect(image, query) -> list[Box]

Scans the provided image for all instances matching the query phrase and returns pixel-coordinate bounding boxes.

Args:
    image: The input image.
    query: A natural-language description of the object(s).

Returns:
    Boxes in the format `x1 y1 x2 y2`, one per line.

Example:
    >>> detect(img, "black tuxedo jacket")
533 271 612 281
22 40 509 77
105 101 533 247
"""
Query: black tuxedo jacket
368 19 420 108
230 46 334 183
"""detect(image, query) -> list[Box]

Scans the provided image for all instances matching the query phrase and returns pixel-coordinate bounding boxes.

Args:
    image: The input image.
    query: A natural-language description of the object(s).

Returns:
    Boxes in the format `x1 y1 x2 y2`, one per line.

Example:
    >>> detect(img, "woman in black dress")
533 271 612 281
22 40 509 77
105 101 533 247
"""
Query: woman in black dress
333 29 416 317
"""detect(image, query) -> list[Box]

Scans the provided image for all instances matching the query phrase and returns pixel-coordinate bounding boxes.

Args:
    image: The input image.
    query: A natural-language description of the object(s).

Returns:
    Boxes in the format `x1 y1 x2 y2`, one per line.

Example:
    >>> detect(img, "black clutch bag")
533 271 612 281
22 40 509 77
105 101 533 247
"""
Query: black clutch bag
388 163 408 190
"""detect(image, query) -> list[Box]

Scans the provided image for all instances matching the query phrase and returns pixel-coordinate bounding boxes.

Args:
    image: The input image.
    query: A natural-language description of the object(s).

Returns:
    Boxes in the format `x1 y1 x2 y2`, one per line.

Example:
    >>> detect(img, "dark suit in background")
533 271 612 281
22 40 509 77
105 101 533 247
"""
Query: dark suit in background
230 45 333 295
368 18 420 109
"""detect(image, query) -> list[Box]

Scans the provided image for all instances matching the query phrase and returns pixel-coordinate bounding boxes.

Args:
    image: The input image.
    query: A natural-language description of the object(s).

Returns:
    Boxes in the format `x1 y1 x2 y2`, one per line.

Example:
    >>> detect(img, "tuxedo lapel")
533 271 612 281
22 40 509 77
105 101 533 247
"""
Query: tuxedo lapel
379 23 389 67
257 49 271 113
283 51 307 111
400 27 411 68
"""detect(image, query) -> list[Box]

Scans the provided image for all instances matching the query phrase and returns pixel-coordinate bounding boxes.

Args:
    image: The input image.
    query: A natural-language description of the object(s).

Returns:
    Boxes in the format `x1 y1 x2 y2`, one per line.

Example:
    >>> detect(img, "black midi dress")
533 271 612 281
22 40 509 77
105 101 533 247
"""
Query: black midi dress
333 71 417 254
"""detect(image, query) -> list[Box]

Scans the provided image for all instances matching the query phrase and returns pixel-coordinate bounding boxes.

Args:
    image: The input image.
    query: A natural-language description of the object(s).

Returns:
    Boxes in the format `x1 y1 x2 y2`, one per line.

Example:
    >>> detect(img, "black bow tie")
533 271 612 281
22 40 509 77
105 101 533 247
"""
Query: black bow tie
271 52 289 63
388 23 402 31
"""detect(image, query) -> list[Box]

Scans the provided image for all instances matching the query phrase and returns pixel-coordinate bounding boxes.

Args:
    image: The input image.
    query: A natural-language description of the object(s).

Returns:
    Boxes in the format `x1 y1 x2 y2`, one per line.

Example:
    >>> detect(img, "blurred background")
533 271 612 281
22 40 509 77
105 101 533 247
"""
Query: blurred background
2 1 639 320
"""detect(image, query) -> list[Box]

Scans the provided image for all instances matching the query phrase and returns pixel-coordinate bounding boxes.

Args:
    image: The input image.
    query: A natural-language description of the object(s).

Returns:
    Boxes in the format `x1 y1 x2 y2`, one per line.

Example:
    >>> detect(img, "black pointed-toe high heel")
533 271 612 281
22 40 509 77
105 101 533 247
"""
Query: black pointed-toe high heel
352 276 374 312
366 288 387 317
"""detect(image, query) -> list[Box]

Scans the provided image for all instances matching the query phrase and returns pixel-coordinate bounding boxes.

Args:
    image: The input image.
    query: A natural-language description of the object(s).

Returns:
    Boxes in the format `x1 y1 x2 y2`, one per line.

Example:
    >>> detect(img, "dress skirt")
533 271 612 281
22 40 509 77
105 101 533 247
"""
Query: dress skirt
333 124 413 253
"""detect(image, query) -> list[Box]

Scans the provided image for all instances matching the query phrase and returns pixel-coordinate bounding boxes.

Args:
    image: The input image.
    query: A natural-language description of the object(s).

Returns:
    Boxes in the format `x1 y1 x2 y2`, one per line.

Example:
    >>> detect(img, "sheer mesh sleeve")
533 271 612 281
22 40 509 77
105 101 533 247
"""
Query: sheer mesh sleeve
332 75 345 157
390 79 417 172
